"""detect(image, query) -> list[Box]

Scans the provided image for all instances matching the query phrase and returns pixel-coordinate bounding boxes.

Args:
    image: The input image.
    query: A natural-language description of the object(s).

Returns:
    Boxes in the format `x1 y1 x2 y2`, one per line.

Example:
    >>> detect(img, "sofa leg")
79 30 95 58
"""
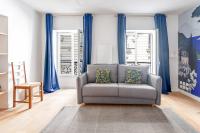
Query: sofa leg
151 104 155 107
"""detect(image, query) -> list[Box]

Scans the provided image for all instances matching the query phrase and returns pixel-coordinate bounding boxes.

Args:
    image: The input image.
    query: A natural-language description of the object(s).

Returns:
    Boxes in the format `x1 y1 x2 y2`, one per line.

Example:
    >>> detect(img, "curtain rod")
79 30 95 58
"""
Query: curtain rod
52 13 154 17
114 14 154 17
126 14 154 17
53 13 83 17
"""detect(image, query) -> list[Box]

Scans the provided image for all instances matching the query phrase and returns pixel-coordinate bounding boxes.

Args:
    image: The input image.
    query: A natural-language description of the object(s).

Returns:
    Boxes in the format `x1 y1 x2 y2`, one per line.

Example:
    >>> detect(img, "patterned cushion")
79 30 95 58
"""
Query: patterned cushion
125 69 142 84
118 65 149 83
96 69 111 83
87 64 118 83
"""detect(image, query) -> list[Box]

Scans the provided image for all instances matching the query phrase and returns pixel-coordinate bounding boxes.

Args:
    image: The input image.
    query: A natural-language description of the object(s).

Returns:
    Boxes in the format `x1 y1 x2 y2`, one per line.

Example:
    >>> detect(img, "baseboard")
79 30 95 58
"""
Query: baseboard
61 87 76 89
171 88 179 92
178 89 200 102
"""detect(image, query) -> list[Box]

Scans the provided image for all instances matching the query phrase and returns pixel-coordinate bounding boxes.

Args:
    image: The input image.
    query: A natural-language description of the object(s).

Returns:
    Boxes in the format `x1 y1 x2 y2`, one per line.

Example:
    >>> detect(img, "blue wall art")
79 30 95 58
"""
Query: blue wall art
178 5 200 98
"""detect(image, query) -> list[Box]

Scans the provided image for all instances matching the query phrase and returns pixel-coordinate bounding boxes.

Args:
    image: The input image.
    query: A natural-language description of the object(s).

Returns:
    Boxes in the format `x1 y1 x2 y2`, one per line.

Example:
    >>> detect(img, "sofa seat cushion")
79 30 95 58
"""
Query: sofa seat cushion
118 83 156 99
82 83 118 97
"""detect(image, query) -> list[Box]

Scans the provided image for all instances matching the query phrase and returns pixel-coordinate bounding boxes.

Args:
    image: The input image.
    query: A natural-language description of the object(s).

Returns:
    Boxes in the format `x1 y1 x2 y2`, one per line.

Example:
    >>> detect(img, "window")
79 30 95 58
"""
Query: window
126 30 157 74
53 30 83 76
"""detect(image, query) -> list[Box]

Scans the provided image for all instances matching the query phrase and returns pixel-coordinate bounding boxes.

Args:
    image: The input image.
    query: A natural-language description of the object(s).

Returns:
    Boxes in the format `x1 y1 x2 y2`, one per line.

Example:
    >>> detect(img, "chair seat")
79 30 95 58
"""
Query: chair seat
15 82 41 89
29 82 41 86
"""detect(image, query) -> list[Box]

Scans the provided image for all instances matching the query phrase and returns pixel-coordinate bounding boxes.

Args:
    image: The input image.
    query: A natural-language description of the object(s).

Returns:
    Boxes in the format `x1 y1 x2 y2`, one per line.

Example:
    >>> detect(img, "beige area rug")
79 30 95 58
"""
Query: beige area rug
42 105 199 133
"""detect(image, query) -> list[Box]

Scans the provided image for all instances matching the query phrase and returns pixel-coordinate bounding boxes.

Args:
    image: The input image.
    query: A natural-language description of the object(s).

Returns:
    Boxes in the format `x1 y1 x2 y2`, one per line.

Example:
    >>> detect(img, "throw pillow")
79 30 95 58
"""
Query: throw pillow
125 69 142 84
96 68 111 83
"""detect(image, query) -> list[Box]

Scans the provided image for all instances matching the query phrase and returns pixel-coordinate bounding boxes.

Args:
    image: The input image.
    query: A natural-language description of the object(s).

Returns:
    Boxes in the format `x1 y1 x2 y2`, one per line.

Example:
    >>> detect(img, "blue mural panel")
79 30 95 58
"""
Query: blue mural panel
191 36 200 97
178 5 200 98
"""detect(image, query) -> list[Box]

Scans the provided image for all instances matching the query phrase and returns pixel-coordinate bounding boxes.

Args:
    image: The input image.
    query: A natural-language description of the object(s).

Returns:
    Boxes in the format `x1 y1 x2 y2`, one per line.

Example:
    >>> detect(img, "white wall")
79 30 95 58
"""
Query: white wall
127 16 155 30
54 15 82 30
167 15 179 91
0 0 42 107
92 15 118 64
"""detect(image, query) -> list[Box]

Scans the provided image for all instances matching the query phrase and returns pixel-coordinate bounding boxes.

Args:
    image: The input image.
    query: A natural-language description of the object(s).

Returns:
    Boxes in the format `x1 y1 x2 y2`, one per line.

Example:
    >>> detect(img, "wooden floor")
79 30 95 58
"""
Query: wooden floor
0 89 200 133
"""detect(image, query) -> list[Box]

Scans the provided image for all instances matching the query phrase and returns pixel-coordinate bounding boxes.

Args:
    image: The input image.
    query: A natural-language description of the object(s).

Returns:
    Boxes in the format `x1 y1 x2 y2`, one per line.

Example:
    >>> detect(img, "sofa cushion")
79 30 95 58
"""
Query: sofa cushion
82 83 118 97
118 83 156 99
87 64 118 83
96 69 111 83
118 65 149 84
125 69 142 84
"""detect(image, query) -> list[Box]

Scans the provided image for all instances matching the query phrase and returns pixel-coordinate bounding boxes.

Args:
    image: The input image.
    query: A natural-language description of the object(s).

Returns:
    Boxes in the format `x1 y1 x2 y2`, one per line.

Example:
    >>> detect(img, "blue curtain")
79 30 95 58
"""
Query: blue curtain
82 13 93 73
154 14 171 94
118 14 126 64
43 13 60 93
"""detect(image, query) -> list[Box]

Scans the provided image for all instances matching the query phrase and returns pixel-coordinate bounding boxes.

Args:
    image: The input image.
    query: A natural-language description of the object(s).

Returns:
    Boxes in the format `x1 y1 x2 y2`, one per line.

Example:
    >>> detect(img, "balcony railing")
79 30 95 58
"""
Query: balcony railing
60 60 82 76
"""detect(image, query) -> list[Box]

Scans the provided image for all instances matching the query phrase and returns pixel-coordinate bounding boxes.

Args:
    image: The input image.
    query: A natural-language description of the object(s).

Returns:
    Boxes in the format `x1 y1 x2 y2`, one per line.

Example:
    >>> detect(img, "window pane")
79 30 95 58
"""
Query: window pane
126 49 136 62
126 31 152 66
137 33 151 63
127 33 137 49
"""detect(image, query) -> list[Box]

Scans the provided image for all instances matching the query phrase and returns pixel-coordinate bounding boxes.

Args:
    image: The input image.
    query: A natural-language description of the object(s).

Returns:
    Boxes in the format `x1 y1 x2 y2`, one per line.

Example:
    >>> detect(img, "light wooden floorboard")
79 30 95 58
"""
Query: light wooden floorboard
0 89 199 133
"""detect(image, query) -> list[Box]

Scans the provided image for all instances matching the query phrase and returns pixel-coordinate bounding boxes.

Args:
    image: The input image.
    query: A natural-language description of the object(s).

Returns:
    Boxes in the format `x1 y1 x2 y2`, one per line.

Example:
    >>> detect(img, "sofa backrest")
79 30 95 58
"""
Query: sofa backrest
118 65 149 84
87 64 118 83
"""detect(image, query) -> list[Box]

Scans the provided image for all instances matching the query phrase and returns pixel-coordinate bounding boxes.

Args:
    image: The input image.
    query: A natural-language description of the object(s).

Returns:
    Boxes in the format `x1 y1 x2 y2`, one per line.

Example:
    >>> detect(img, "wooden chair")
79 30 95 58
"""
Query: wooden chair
11 62 43 109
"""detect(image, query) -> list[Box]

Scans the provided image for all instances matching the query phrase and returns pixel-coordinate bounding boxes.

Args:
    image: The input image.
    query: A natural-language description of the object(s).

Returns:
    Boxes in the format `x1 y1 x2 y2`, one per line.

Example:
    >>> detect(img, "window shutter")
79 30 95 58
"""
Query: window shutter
59 33 73 75
136 33 151 63
56 30 82 76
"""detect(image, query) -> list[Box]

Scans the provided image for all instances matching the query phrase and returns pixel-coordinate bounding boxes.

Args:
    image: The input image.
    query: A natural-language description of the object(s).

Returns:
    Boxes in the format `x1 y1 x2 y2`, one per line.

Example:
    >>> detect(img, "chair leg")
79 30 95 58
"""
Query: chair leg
40 82 43 101
28 87 32 109
13 87 16 108
24 89 27 100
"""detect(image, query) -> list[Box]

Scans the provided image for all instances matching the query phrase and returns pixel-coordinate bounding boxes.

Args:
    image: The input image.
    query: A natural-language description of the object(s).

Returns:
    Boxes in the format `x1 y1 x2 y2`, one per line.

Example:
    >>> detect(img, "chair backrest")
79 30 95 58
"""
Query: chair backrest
11 62 27 87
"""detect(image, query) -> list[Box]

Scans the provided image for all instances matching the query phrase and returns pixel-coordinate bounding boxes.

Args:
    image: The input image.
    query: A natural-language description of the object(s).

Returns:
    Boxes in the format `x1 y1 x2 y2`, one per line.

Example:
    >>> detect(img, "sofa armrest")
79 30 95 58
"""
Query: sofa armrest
147 74 162 105
76 73 87 104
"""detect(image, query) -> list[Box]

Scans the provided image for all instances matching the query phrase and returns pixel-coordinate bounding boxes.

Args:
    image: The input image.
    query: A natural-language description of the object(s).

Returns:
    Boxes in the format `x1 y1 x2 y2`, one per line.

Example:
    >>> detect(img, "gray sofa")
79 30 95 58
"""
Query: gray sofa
77 64 162 105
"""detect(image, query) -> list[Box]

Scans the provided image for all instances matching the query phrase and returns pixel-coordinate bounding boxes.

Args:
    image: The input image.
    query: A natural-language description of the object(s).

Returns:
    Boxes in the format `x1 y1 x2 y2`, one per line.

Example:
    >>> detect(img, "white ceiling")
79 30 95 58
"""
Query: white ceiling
21 0 200 15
